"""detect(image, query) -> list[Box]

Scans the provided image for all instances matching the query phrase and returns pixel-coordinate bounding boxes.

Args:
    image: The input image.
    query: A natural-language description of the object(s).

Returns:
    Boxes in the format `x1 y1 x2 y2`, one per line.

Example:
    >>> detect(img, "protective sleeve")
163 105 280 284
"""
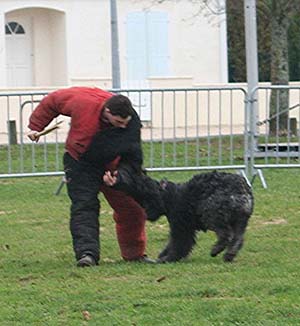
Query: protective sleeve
80 110 143 172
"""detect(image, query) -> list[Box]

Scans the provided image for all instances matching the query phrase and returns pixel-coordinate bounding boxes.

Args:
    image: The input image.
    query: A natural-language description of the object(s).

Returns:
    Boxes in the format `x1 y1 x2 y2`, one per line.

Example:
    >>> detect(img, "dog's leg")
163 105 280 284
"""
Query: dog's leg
211 227 233 257
158 240 171 259
157 223 197 263
223 236 244 262
223 220 248 262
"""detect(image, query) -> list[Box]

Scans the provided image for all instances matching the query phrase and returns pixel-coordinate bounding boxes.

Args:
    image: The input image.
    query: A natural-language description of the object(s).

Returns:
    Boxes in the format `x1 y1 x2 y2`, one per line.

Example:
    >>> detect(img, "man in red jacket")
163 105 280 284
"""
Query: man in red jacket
27 86 154 267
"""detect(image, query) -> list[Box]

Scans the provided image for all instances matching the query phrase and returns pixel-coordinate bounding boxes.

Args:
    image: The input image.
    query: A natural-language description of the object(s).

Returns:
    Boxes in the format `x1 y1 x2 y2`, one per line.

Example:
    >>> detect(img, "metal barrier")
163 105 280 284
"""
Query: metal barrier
0 87 248 176
0 90 66 178
247 85 300 186
1 86 299 188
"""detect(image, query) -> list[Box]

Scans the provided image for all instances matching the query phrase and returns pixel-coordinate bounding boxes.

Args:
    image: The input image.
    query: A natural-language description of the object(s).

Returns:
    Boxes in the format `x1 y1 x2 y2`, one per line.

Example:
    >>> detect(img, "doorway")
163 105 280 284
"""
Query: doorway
5 18 32 87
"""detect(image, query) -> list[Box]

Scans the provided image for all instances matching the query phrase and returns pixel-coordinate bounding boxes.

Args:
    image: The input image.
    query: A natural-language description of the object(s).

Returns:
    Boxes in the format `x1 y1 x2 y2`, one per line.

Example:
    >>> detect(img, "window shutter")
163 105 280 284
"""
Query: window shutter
147 11 169 77
126 12 147 81
126 11 169 81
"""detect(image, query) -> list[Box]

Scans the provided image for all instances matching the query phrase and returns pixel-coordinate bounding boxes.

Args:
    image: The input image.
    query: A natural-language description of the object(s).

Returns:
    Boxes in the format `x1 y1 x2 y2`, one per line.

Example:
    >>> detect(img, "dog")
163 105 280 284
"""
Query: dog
112 166 254 263
80 108 143 173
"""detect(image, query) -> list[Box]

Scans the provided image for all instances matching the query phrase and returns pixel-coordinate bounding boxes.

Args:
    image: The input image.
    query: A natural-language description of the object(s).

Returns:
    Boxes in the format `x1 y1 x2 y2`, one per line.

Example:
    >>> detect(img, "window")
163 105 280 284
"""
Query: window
5 22 25 35
126 11 169 81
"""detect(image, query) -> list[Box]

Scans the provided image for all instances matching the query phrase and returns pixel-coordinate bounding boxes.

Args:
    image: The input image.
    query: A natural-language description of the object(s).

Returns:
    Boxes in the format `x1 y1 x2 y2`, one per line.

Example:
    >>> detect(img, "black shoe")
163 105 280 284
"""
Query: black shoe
77 254 97 267
136 255 157 264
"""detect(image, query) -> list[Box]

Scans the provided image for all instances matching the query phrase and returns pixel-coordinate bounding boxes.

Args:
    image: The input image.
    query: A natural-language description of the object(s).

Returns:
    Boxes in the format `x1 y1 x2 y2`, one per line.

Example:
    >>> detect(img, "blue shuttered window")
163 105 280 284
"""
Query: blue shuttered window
126 11 169 82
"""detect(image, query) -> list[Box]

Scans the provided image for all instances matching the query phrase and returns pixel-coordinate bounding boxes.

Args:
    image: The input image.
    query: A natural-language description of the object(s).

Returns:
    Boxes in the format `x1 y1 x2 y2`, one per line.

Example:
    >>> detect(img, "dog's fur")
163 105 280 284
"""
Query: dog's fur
80 109 143 173
113 166 254 263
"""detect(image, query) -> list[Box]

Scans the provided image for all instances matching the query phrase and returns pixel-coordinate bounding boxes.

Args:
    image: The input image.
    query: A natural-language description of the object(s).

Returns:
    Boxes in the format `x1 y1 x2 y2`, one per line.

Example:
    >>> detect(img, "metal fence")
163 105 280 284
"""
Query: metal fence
247 85 300 187
0 86 299 188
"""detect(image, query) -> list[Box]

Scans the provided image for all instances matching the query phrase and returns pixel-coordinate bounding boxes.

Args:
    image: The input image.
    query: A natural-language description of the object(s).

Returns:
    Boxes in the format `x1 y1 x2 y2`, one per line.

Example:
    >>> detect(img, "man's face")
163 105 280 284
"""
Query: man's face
103 108 132 128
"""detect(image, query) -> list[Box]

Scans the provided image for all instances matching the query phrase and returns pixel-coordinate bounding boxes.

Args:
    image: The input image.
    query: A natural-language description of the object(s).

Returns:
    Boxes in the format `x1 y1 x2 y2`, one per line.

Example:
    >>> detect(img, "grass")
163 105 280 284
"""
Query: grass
0 168 300 325
1 133 299 174
0 135 246 174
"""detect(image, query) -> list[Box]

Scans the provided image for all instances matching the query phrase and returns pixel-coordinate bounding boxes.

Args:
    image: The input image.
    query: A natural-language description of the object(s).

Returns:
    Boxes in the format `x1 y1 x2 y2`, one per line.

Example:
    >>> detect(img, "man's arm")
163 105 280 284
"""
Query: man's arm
27 91 62 142
28 92 60 132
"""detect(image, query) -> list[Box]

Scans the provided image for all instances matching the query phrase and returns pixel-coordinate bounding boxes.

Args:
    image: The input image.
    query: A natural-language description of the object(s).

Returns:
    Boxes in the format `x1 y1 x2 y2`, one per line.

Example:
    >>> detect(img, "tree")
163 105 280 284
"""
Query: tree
227 0 300 83
268 0 300 135
226 0 271 82
150 0 300 135
288 15 300 81
204 0 300 135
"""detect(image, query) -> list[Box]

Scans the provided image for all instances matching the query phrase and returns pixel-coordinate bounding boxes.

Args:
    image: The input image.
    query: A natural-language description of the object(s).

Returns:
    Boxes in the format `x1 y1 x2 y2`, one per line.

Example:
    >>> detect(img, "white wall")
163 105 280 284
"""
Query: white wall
66 0 111 80
121 0 227 84
1 2 68 87
31 8 67 86
63 0 228 85
0 12 6 87
33 8 52 85
0 0 227 88
49 11 67 85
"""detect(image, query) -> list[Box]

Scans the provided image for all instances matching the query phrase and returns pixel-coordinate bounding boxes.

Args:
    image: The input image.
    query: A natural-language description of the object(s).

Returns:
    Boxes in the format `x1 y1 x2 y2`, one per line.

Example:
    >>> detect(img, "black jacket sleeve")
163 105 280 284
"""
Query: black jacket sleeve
80 110 143 172
110 163 165 215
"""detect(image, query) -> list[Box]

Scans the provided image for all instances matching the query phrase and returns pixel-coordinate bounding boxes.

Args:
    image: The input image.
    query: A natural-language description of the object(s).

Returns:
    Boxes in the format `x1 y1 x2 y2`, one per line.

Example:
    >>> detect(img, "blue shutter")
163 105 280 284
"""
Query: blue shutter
126 12 147 81
147 11 169 76
126 11 169 82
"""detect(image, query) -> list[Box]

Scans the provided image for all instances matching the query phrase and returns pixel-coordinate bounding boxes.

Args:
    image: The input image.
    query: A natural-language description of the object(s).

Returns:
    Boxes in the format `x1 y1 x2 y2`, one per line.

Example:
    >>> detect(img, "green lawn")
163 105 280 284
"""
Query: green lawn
0 168 299 325
0 135 245 174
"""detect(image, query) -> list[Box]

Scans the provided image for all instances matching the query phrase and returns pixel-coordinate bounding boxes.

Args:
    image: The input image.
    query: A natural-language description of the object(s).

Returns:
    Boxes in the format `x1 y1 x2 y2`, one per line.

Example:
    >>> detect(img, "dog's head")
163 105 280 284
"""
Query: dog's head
112 164 166 221
142 178 166 222
151 179 178 219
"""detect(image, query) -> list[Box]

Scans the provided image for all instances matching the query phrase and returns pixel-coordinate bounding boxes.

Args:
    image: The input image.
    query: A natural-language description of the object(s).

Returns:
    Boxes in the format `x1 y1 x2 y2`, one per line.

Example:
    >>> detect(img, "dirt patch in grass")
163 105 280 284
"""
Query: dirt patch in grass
262 218 287 225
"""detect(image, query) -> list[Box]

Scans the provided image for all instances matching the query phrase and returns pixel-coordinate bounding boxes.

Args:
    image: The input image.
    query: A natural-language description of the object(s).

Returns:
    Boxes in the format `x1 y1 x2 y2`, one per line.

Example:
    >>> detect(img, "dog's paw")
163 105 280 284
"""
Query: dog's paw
156 256 168 263
223 252 236 262
158 249 169 259
210 245 226 257
157 254 181 263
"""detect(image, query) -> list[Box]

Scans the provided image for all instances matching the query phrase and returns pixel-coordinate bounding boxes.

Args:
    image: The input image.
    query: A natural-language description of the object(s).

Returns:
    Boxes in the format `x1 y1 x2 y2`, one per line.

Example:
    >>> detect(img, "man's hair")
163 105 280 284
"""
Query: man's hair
105 95 134 118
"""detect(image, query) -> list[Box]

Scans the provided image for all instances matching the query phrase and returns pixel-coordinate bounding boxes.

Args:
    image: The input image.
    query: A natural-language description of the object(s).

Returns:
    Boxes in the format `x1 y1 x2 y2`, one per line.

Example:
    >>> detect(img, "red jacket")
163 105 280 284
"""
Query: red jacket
28 87 113 160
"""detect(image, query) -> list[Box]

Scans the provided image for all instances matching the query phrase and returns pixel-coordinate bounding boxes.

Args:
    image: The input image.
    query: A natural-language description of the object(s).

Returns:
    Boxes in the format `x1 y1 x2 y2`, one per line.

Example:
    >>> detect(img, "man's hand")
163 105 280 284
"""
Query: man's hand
27 130 40 142
103 171 118 186
27 121 63 143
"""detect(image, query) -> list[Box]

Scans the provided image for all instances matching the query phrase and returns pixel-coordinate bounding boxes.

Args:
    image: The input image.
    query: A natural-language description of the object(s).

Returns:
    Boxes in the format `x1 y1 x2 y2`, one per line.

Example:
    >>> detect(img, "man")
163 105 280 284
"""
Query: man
28 86 154 267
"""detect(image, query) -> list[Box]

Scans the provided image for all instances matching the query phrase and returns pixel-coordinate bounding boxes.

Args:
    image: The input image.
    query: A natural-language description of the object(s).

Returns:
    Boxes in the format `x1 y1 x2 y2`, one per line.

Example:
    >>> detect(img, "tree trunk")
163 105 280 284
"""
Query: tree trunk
269 1 289 136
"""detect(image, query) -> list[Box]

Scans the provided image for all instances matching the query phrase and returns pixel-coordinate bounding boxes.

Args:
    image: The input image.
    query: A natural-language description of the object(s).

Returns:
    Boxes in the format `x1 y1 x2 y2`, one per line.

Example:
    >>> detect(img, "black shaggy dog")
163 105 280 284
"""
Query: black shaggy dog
80 108 143 173
113 166 254 263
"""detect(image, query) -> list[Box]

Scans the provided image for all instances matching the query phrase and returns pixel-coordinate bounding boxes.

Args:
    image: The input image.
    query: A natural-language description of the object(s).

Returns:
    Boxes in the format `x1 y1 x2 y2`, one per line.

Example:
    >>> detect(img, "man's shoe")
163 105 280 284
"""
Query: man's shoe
136 255 157 264
77 254 97 267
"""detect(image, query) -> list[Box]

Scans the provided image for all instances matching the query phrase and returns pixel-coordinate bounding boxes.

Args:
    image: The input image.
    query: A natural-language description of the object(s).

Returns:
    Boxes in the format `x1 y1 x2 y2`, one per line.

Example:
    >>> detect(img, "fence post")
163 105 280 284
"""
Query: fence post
290 118 297 136
247 88 257 181
7 120 17 145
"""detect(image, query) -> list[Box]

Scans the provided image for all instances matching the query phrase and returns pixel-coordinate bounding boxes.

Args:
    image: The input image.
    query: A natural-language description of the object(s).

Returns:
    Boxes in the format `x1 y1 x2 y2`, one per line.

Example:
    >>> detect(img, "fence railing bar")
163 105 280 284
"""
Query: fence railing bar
0 86 299 185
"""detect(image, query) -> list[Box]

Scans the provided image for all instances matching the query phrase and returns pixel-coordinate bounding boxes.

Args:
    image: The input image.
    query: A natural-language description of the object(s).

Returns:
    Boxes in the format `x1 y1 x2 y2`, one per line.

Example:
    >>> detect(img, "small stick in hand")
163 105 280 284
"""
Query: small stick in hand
35 120 63 137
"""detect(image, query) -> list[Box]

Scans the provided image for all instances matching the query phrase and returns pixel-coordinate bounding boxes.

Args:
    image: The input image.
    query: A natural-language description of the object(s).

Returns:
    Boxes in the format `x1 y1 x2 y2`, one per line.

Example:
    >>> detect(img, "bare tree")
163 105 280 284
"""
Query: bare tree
267 0 300 135
149 0 300 135
147 0 225 22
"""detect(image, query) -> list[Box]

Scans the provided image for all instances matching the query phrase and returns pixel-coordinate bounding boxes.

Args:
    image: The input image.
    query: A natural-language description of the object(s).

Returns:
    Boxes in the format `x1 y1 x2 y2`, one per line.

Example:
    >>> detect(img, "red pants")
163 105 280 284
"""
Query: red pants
64 152 146 262
100 185 147 260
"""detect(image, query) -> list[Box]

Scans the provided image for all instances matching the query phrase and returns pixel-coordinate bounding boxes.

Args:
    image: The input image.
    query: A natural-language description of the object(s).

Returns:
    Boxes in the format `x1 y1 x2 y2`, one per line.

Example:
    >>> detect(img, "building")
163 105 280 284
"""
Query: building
0 0 228 89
